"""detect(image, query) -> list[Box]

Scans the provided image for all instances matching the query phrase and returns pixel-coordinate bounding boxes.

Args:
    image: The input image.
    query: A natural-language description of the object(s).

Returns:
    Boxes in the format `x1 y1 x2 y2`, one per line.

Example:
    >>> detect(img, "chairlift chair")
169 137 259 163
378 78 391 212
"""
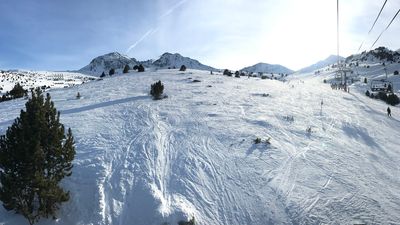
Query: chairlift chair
370 79 393 92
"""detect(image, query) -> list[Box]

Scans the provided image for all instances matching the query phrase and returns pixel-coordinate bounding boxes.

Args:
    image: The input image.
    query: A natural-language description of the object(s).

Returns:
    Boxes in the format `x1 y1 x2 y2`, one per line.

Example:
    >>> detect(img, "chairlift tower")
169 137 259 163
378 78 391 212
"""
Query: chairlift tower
335 0 343 82
384 66 388 80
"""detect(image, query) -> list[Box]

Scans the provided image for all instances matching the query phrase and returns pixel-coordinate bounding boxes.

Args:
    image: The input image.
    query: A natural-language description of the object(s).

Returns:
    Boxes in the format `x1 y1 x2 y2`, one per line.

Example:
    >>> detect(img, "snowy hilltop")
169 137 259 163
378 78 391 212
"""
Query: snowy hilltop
79 52 217 76
1 62 399 224
346 46 400 63
152 52 216 71
240 62 293 74
79 52 139 75
297 55 345 74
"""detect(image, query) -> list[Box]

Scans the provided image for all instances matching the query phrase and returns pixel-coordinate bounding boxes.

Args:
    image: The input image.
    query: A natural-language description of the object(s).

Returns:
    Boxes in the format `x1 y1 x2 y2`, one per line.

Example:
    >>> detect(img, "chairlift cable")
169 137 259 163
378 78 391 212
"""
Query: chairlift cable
357 0 388 53
370 8 400 49
368 0 388 35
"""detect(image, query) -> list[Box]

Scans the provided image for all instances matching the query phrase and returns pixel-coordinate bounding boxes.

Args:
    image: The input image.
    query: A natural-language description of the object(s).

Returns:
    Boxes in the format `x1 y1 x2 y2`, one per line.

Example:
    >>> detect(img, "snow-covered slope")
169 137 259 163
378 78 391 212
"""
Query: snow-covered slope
0 69 399 225
346 47 400 63
79 52 139 76
241 63 293 74
152 53 216 71
298 55 345 73
0 70 96 93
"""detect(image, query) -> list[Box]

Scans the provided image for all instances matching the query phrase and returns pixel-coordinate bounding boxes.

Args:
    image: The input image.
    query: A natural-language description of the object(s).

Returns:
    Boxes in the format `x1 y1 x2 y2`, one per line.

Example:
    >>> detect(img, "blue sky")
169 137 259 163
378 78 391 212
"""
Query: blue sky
0 0 399 71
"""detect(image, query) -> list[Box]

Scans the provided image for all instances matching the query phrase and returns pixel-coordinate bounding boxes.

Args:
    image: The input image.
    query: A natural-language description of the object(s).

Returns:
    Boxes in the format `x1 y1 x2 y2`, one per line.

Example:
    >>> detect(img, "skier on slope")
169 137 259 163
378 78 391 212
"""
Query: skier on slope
387 107 392 117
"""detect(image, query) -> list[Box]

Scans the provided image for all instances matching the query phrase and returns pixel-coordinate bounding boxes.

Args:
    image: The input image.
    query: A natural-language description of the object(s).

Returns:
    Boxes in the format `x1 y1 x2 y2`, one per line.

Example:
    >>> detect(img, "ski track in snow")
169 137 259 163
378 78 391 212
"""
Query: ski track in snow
0 69 399 225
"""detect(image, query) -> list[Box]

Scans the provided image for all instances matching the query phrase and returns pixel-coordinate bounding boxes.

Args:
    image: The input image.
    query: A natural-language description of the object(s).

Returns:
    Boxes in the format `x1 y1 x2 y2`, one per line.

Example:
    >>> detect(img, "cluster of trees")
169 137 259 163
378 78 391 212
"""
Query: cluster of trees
0 83 28 102
131 65 145 72
137 64 145 72
0 88 75 224
223 69 232 76
100 64 145 77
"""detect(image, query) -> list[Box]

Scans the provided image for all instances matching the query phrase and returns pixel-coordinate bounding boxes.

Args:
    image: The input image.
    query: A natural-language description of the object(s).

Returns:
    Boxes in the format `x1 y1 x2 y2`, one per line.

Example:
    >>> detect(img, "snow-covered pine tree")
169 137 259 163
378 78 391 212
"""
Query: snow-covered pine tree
0 88 75 225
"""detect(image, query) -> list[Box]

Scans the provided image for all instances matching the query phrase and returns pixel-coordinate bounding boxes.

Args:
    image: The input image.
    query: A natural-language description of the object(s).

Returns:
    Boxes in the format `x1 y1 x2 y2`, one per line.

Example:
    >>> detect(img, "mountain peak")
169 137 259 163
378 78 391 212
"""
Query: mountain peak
241 62 293 74
81 52 138 75
160 52 181 57
153 53 216 70
79 52 216 75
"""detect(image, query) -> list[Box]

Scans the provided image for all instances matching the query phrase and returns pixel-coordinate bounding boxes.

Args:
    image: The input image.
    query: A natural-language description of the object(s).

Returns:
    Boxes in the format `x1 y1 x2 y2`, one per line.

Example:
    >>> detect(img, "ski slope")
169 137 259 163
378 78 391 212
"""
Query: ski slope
0 69 399 225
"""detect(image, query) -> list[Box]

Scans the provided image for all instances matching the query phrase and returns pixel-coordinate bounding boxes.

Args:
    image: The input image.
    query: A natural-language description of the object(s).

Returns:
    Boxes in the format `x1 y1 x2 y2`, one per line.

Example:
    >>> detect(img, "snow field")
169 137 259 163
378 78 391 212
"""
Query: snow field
0 69 399 225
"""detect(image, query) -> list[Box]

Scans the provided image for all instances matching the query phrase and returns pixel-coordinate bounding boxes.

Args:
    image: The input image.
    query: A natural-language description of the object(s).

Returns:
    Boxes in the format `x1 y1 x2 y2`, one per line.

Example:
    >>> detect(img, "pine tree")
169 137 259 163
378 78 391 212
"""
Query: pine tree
178 217 195 225
150 80 164 100
9 83 27 99
0 88 75 225
109 68 115 76
138 64 145 72
234 71 240 78
123 64 130 73
179 65 187 71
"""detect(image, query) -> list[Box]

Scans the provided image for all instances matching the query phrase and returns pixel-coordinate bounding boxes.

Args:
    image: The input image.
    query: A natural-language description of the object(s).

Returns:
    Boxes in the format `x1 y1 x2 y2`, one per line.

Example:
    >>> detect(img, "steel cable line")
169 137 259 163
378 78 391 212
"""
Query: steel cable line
357 0 388 53
370 8 400 49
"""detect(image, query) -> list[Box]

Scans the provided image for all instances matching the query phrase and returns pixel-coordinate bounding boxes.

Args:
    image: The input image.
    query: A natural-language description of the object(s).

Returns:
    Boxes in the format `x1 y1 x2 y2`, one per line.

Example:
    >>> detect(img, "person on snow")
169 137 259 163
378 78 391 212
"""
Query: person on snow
387 107 392 117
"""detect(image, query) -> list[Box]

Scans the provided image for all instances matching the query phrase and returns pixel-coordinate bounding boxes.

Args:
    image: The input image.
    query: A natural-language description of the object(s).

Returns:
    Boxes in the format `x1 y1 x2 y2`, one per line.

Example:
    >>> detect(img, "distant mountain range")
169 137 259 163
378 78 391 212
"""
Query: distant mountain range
241 63 293 74
78 47 400 77
297 55 345 74
79 52 216 75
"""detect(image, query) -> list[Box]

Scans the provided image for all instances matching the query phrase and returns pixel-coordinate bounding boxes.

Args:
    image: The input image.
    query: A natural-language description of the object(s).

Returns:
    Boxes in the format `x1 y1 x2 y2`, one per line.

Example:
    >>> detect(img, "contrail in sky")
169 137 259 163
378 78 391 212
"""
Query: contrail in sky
126 28 158 54
126 0 188 54
160 0 188 19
